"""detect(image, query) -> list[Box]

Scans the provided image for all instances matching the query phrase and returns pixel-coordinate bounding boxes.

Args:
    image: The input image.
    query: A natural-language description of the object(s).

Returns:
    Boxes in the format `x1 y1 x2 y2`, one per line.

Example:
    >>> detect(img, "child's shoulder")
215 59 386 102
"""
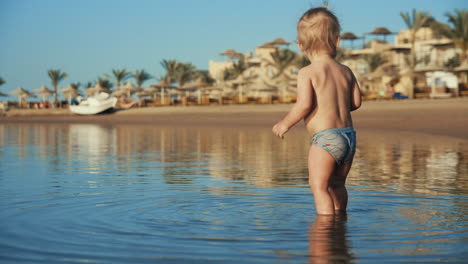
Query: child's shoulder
299 60 345 77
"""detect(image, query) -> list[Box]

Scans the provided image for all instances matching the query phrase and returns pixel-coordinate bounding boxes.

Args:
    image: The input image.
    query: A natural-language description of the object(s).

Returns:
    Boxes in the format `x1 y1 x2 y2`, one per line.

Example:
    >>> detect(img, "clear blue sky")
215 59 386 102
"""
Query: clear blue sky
1 0 466 95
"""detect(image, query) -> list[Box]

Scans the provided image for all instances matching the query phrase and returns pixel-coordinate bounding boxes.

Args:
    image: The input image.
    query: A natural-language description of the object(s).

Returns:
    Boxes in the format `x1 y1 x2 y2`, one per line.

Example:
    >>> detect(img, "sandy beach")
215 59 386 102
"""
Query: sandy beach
1 98 468 139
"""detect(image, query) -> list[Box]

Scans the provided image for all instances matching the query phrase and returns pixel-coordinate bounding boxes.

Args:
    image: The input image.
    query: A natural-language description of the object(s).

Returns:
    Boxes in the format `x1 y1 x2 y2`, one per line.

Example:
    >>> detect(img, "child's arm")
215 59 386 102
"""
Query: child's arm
272 68 313 138
350 72 362 111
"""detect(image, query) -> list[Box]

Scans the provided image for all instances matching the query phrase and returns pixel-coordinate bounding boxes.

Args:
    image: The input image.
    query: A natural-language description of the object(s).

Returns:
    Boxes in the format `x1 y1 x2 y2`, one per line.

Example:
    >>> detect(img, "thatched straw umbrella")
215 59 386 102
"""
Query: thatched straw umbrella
111 89 127 98
151 80 176 104
9 87 34 107
231 74 256 103
270 37 291 45
259 42 277 49
220 49 244 60
120 81 142 97
60 84 80 103
33 85 54 102
143 86 159 99
369 27 393 41
181 78 209 104
86 83 110 97
341 32 358 49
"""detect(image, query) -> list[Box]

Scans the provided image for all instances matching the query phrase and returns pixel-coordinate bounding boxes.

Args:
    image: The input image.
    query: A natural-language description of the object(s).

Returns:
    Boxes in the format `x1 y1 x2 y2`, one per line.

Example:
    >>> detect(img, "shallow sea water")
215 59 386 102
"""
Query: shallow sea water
0 124 467 263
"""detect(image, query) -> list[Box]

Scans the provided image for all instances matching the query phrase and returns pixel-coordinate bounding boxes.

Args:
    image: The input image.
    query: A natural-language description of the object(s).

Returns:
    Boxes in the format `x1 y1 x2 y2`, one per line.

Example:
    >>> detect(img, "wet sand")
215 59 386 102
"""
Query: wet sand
2 98 468 139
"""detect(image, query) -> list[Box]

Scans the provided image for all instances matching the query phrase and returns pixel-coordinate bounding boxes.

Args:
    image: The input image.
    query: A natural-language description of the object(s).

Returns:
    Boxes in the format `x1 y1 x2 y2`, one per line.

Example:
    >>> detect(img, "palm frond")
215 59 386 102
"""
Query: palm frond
265 48 297 79
365 54 388 72
161 59 179 84
174 63 197 87
134 69 153 88
97 77 113 90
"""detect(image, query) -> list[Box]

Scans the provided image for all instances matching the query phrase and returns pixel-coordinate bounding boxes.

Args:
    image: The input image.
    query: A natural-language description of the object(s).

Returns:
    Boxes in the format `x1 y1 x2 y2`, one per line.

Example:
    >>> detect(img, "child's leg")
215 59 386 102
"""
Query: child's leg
329 160 353 212
308 145 336 215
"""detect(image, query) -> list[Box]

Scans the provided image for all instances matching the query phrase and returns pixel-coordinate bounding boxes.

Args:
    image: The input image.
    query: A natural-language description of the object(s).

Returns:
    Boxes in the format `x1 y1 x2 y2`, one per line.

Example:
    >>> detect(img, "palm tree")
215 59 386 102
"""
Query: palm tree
222 68 236 81
70 82 81 90
364 54 388 72
48 69 68 107
294 54 310 68
196 70 216 86
400 9 432 98
432 9 468 63
133 70 152 89
104 69 132 89
0 77 5 87
232 59 248 78
161 59 179 85
85 81 94 89
96 77 113 91
174 63 197 88
266 48 297 79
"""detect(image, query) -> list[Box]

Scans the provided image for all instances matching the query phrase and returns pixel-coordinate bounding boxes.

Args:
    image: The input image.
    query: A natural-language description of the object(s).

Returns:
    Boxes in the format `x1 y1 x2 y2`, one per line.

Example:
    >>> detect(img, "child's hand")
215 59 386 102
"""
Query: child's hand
272 122 289 139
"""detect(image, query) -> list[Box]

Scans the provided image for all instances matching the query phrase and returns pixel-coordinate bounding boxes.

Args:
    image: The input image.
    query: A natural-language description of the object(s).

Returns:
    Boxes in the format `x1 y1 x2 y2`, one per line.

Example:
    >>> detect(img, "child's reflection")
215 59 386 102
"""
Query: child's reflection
308 214 352 264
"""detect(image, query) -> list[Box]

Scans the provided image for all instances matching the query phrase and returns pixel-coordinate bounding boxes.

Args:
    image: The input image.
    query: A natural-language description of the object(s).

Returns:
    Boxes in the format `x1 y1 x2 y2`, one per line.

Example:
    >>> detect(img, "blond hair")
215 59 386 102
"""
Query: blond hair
297 7 341 57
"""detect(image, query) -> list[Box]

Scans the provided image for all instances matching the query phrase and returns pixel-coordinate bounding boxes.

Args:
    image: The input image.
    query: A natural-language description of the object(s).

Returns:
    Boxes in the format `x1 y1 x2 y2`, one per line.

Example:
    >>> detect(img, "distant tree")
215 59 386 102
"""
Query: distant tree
221 59 248 81
231 59 248 77
196 70 216 85
364 54 388 72
444 54 461 70
432 9 468 62
96 77 113 92
294 54 310 68
133 69 152 88
70 82 81 90
335 48 348 63
85 81 94 89
174 63 197 88
222 68 236 81
400 9 432 98
48 69 68 107
104 69 132 89
0 77 5 87
266 48 297 79
161 59 179 85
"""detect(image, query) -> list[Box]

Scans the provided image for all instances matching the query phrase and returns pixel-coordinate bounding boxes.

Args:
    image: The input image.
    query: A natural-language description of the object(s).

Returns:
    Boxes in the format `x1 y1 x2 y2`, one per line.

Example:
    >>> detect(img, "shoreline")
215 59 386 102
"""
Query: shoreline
1 98 468 140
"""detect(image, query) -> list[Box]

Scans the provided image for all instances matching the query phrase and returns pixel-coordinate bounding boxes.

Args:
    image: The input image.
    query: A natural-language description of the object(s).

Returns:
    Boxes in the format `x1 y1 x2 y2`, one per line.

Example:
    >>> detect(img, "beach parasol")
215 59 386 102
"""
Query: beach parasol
142 87 159 99
151 80 176 103
258 42 277 49
119 81 142 97
220 49 244 60
341 32 358 49
60 84 80 102
181 78 210 104
270 37 291 45
86 83 110 97
33 85 54 102
111 89 127 97
369 27 393 41
9 87 34 106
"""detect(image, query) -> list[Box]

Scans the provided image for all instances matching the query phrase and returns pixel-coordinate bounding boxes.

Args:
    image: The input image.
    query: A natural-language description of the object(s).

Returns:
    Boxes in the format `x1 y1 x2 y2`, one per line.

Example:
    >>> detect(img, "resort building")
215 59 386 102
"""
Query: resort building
209 27 465 101
209 38 299 103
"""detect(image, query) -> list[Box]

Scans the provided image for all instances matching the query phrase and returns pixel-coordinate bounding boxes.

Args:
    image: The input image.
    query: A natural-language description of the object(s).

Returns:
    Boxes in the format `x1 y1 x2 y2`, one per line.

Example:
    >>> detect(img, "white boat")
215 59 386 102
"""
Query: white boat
70 93 118 115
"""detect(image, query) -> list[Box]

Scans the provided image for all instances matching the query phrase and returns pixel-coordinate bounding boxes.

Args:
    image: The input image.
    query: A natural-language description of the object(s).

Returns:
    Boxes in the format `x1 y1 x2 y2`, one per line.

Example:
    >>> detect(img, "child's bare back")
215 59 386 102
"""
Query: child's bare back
301 57 361 135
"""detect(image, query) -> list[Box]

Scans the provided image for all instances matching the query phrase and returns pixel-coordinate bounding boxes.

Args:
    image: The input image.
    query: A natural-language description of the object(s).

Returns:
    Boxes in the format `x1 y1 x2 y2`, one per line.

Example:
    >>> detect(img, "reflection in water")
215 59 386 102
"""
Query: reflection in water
0 123 467 263
308 214 351 264
1 124 466 194
350 130 468 195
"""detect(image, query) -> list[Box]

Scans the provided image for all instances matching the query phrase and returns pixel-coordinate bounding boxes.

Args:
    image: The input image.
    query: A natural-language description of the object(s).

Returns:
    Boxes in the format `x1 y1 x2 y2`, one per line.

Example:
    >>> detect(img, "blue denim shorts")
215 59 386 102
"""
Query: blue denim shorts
311 127 356 166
